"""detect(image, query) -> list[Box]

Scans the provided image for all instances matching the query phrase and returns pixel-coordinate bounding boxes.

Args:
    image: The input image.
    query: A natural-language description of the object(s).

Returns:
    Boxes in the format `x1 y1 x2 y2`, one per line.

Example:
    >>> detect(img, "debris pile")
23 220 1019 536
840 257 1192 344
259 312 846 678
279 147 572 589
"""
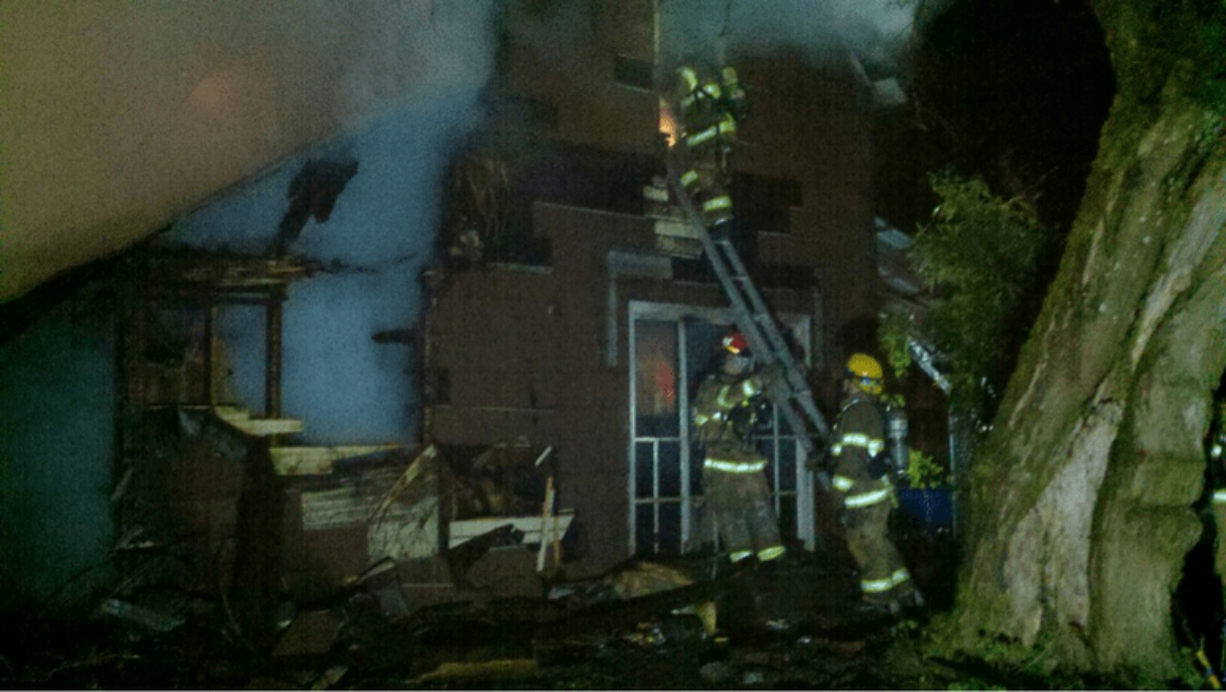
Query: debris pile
10 408 749 686
7 433 952 691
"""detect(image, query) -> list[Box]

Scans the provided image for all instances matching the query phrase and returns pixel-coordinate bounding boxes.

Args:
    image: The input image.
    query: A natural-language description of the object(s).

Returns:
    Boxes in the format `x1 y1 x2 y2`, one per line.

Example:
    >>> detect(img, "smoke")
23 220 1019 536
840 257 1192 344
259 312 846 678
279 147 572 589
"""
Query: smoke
163 2 498 445
334 1 497 124
170 0 500 132
660 0 916 67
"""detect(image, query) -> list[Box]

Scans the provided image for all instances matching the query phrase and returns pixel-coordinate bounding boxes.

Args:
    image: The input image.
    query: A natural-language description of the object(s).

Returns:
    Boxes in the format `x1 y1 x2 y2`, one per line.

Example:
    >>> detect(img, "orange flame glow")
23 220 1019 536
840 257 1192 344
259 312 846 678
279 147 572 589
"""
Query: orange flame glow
658 98 677 148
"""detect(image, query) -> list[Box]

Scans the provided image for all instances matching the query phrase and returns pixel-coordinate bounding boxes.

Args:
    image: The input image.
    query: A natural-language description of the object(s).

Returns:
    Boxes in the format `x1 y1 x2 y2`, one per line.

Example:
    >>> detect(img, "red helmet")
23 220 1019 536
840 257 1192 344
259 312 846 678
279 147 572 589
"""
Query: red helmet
722 332 750 356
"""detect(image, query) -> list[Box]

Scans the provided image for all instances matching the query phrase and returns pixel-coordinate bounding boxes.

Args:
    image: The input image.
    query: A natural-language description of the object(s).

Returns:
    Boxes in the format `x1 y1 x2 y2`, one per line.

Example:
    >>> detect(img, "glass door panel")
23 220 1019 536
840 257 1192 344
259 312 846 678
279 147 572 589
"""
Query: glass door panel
629 303 813 555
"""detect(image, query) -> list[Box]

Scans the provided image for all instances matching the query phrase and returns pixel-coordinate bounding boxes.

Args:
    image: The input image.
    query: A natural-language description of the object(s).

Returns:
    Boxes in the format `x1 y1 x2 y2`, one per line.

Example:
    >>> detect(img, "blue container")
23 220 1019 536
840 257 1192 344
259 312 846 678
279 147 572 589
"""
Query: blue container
897 488 953 535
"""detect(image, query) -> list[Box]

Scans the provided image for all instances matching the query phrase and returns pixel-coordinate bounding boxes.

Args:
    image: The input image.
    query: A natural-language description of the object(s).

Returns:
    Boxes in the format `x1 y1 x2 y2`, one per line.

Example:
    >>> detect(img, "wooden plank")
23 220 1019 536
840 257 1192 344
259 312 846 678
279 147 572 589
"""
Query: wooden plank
226 418 303 436
537 476 554 572
212 404 250 419
653 218 700 239
271 445 400 475
448 511 574 549
212 407 302 436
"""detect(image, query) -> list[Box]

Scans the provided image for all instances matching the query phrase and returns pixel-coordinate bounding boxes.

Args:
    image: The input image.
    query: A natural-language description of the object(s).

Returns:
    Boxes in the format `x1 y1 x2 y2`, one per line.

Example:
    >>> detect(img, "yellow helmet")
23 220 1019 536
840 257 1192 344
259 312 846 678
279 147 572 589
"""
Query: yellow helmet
846 353 883 395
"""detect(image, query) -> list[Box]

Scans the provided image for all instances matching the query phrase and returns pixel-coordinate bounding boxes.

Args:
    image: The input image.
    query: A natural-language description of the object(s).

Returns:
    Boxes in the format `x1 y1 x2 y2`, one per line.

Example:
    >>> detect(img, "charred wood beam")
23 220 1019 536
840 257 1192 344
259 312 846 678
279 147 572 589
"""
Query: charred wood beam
230 443 285 651
271 158 360 258
266 286 285 418
142 254 314 286
202 301 215 405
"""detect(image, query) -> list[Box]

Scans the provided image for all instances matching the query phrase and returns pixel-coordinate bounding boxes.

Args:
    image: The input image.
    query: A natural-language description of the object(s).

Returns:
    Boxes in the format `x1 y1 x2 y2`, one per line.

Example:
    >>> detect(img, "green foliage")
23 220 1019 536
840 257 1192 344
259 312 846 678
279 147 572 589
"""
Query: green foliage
879 170 1048 413
879 312 914 381
906 448 948 489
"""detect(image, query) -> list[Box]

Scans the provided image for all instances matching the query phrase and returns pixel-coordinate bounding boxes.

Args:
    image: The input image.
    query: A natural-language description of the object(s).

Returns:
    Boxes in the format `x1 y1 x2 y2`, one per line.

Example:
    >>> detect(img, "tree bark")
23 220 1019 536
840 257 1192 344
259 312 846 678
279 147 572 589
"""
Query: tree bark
933 0 1226 682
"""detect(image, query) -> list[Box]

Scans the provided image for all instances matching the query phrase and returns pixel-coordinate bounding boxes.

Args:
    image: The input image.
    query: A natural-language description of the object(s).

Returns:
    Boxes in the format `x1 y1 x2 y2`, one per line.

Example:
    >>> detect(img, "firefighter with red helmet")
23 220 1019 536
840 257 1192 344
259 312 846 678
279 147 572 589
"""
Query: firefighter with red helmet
673 62 747 234
831 353 922 614
692 332 787 564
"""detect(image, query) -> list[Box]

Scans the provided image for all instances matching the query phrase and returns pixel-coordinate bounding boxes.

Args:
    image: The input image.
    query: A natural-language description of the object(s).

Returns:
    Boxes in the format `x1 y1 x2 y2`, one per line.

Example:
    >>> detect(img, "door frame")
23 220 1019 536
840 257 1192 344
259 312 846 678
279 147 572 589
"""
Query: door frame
626 300 818 555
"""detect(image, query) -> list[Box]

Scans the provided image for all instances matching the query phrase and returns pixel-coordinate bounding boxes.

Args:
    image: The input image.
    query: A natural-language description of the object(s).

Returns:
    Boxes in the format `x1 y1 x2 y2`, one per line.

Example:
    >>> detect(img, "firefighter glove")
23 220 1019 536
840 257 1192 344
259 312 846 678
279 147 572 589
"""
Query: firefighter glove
759 363 788 400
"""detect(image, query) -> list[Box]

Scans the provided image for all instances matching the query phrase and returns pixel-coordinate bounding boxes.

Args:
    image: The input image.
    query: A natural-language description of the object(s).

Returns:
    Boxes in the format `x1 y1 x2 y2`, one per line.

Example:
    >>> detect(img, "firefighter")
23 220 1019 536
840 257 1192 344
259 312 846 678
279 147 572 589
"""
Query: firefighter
692 332 787 564
831 353 921 614
673 62 747 235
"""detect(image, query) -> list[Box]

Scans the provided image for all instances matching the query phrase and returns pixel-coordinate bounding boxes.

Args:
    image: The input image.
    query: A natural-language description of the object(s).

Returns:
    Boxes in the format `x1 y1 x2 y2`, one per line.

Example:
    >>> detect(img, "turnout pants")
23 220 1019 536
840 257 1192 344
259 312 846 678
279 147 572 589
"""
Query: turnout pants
679 154 733 228
702 461 785 563
842 499 915 604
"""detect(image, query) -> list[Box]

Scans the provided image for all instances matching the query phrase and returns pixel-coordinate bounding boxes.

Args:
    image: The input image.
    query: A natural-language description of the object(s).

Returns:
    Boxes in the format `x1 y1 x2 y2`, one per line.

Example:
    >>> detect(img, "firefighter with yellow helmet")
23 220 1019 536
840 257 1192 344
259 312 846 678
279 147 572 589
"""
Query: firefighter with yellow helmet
692 332 787 564
831 353 921 614
673 61 747 234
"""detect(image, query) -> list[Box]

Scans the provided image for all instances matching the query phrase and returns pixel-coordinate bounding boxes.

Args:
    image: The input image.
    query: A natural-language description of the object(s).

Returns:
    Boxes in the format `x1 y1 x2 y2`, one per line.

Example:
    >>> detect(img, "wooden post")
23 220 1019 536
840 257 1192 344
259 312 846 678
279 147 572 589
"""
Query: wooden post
552 507 562 569
203 301 216 405
537 476 555 572
265 285 285 419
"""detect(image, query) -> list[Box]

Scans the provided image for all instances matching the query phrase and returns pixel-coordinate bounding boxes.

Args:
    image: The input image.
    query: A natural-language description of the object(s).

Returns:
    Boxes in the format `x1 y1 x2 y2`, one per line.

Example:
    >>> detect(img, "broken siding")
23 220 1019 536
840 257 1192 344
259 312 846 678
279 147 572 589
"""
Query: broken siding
282 450 442 595
271 445 401 476
450 512 575 548
298 466 439 559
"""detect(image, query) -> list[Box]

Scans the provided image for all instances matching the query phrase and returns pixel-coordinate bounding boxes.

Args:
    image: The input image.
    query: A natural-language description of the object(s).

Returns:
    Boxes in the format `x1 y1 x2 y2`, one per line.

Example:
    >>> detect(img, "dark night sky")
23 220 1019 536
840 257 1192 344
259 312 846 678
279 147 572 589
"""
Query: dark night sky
874 0 1115 237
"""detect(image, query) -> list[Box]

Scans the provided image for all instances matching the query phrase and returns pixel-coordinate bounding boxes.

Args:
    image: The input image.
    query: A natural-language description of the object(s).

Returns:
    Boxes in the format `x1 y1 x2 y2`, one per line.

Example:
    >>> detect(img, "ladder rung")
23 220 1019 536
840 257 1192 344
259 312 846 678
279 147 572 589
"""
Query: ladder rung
664 160 831 440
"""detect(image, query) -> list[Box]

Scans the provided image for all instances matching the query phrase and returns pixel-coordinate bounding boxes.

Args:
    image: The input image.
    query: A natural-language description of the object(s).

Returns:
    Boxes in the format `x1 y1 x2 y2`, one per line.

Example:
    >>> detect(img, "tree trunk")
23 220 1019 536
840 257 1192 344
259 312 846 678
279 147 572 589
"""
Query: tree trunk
933 0 1226 682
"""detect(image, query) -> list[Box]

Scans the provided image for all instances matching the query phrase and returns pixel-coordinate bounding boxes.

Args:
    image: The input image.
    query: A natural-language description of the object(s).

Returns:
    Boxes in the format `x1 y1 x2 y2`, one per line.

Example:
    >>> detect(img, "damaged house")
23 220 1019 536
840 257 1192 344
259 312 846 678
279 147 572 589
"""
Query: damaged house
0 0 907 678
424 3 880 574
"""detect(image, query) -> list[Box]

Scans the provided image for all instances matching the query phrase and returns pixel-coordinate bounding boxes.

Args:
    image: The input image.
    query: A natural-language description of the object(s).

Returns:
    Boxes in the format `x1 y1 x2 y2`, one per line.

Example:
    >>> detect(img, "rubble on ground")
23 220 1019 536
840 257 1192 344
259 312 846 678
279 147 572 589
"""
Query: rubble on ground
4 400 992 689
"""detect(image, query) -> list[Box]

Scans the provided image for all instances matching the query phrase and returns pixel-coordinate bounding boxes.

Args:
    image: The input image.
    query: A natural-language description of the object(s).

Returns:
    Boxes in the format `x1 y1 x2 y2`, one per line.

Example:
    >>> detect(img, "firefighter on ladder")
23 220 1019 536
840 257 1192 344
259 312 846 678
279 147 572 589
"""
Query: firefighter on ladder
693 332 788 565
673 61 748 237
831 353 922 615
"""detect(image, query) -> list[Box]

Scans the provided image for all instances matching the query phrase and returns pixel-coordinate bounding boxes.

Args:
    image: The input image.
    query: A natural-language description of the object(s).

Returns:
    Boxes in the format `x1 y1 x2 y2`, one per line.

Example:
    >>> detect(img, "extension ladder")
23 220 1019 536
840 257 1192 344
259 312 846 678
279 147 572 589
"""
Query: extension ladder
665 160 832 485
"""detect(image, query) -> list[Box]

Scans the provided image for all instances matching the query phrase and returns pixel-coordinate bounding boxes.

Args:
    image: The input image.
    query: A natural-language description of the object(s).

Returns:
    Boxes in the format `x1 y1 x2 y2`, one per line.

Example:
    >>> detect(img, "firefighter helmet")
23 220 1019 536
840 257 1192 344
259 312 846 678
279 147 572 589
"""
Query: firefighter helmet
846 353 884 395
722 331 751 356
